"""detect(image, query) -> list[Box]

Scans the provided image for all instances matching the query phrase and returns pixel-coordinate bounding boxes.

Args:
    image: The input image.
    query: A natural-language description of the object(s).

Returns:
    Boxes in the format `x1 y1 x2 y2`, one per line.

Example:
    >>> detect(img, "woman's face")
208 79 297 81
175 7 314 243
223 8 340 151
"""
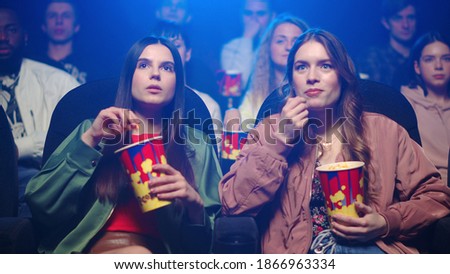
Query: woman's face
270 22 302 69
292 40 341 112
132 44 176 111
415 41 450 91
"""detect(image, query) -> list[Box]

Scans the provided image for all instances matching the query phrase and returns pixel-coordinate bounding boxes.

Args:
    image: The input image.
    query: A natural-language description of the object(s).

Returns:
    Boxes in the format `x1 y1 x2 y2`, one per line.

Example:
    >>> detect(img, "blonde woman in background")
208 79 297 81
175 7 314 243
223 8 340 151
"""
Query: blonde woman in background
238 13 308 127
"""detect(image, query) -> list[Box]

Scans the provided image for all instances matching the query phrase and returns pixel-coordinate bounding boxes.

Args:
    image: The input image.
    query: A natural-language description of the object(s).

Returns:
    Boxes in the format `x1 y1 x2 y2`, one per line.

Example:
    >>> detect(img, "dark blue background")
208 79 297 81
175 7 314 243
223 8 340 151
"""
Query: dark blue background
16 0 450 81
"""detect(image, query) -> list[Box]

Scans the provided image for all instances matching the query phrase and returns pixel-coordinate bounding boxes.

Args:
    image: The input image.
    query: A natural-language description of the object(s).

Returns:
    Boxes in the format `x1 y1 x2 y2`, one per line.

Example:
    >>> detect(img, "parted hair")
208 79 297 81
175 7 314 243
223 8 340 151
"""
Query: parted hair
406 31 450 96
94 36 195 203
244 13 309 116
282 28 373 200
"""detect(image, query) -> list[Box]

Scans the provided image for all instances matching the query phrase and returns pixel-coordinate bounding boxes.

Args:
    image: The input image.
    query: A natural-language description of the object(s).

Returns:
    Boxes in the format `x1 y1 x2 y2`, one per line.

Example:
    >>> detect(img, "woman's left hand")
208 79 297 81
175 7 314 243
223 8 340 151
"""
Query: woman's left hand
148 164 204 224
330 202 387 242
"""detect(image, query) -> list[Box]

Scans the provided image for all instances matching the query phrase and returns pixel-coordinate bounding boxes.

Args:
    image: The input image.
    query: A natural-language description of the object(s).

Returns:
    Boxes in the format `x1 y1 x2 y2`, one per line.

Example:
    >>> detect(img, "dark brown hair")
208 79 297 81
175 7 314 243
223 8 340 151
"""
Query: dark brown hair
94 36 194 203
281 28 373 199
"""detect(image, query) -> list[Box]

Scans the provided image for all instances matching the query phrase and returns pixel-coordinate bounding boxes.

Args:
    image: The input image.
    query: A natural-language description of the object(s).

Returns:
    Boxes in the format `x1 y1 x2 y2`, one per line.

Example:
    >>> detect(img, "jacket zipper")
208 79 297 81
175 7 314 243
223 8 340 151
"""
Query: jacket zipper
30 110 36 131
305 145 319 252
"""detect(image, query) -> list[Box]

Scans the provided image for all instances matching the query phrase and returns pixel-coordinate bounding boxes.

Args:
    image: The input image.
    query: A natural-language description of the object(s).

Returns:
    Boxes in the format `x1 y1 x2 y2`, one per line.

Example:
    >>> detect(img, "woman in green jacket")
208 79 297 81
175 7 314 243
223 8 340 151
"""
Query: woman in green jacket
25 36 222 254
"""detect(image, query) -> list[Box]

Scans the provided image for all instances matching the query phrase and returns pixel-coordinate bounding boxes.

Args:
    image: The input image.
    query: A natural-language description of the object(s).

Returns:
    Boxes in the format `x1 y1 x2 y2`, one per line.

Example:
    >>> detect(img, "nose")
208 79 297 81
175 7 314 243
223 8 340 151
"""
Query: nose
56 15 63 25
435 59 443 70
286 40 294 51
149 68 161 80
401 18 410 29
306 68 319 84
0 29 8 41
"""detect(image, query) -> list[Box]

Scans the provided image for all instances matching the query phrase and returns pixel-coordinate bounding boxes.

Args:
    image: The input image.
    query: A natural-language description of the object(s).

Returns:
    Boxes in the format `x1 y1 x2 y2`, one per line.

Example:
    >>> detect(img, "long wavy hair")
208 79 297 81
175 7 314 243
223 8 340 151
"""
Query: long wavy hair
244 13 309 115
282 28 372 198
405 31 450 96
94 36 194 203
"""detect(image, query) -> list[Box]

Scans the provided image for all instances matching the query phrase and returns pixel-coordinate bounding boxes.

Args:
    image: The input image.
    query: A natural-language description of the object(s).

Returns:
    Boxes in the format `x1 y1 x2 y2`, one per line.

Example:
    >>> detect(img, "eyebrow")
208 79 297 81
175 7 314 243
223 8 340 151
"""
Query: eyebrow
137 58 174 63
422 54 450 58
294 59 332 63
274 34 299 39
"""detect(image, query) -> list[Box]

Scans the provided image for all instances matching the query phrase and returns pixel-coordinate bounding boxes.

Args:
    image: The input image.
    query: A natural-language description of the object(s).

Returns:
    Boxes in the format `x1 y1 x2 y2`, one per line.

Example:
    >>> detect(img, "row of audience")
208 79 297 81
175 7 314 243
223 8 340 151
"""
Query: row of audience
0 0 449 253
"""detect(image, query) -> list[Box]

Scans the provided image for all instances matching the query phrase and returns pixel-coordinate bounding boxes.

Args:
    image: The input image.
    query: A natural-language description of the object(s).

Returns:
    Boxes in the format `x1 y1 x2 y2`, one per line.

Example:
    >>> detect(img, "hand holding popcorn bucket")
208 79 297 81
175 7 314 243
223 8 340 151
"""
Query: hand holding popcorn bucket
316 161 365 218
115 136 171 212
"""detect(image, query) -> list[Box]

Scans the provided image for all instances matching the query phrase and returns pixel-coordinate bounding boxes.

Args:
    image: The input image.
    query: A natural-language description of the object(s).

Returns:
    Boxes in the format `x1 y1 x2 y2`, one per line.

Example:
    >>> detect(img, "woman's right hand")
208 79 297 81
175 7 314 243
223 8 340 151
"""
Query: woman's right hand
279 96 309 142
81 107 140 148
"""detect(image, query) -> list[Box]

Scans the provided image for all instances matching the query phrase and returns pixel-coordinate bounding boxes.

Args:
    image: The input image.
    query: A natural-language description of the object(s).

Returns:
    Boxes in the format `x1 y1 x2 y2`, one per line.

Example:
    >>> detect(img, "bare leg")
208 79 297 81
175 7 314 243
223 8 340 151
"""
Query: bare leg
97 245 152 254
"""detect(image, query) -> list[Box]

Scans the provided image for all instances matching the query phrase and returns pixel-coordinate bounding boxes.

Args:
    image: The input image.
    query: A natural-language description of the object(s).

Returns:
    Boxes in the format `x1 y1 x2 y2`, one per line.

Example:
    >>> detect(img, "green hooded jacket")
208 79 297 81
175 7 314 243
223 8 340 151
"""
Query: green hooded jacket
25 120 222 253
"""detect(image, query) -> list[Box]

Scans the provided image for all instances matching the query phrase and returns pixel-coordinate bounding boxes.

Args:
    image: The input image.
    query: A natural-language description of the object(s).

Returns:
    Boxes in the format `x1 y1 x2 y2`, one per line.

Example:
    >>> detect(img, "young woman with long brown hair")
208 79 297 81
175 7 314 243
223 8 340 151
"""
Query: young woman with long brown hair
26 36 221 254
220 29 450 254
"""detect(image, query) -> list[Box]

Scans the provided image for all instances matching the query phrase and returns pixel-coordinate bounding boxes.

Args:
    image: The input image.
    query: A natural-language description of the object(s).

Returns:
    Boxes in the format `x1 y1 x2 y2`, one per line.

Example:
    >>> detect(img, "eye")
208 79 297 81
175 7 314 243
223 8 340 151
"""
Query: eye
47 13 57 20
256 11 268 17
6 26 18 34
275 38 285 45
294 64 307 71
62 13 72 20
442 56 450 62
321 63 333 70
391 15 402 22
422 56 434 63
243 10 253 17
161 64 174 72
137 61 149 69
406 15 416 21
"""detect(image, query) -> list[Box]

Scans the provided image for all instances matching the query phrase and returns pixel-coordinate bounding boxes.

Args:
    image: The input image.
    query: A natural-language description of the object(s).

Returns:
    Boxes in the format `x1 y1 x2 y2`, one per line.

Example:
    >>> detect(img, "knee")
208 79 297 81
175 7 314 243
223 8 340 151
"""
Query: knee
102 245 152 254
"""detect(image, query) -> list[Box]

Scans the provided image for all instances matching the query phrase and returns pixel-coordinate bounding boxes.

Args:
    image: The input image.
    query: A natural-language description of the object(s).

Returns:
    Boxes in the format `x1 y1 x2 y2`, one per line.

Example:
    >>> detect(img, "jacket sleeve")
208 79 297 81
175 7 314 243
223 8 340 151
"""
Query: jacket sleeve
25 120 102 229
219 116 293 216
379 124 450 240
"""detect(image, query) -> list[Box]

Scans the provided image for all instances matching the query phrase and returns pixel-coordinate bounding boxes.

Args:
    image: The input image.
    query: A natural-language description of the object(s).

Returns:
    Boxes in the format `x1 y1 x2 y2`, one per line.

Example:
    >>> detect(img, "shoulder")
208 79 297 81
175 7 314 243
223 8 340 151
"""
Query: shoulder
362 112 408 140
357 45 391 64
193 90 220 108
185 126 215 148
362 111 400 126
359 45 385 56
21 58 79 86
222 37 252 49
400 85 424 103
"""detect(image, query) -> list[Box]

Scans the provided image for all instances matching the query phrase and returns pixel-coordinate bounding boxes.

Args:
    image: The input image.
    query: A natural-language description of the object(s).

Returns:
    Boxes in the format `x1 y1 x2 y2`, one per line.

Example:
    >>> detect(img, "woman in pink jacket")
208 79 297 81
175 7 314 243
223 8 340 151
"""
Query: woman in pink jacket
219 28 450 254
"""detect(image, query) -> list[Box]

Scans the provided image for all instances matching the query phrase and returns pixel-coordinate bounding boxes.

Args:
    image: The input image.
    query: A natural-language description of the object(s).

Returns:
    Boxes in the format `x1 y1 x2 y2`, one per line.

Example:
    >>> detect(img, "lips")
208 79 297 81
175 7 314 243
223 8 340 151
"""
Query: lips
304 88 323 97
433 74 445 80
0 46 12 56
146 85 162 92
53 29 65 35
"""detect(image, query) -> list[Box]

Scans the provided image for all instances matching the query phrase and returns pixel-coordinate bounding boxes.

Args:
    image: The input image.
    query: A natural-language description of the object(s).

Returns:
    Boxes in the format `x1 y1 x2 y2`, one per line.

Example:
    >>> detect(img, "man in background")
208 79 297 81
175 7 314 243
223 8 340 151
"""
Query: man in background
357 0 418 88
220 0 275 89
0 4 79 216
155 0 192 25
32 0 92 84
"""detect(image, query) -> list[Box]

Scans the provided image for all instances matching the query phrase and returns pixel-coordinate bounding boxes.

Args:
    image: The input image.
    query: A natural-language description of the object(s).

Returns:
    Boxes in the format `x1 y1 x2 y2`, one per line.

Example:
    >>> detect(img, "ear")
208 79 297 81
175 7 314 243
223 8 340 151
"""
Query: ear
381 18 390 31
156 10 162 19
23 31 28 47
185 14 192 24
41 24 47 33
414 60 421 75
271 12 277 21
185 48 192 63
74 23 80 34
